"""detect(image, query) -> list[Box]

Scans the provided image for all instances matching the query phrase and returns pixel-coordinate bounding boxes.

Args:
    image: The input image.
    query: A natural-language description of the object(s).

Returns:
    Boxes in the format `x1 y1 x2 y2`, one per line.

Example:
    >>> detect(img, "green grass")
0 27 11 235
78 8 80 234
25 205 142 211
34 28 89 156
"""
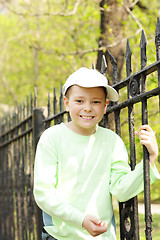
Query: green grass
114 210 160 239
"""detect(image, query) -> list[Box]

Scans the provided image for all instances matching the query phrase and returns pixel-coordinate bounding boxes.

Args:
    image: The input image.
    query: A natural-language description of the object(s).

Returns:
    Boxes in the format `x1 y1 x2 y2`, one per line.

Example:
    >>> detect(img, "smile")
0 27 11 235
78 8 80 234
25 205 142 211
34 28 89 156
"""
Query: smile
80 116 94 120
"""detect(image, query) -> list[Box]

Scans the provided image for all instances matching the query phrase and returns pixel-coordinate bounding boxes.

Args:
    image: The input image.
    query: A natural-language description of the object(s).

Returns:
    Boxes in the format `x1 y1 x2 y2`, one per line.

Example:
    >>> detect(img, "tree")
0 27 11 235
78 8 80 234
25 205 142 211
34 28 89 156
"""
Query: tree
0 0 159 111
97 0 130 81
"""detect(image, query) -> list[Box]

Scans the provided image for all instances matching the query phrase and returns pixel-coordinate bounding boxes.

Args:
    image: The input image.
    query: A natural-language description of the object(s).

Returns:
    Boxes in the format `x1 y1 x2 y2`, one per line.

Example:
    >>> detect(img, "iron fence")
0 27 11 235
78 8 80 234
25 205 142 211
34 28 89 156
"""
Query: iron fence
0 17 160 240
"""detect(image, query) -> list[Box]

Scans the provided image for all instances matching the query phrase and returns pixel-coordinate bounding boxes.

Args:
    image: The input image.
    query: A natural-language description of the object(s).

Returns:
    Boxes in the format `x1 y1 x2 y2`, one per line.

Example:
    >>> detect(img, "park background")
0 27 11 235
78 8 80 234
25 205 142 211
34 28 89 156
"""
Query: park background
0 0 160 239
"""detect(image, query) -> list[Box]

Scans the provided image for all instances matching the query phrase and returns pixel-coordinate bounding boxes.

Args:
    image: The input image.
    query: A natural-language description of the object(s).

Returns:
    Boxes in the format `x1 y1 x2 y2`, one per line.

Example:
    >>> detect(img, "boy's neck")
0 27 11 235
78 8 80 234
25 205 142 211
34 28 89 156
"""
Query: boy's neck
65 122 98 136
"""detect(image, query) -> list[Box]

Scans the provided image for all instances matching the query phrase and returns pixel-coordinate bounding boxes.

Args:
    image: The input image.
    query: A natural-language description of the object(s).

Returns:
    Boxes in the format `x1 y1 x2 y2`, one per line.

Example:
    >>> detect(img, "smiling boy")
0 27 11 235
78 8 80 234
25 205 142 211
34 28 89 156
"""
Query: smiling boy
64 86 108 136
34 67 159 240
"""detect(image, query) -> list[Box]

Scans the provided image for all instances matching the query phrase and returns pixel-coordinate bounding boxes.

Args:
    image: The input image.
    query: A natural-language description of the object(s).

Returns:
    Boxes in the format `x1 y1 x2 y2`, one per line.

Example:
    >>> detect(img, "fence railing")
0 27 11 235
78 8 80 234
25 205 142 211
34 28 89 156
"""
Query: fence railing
0 17 160 240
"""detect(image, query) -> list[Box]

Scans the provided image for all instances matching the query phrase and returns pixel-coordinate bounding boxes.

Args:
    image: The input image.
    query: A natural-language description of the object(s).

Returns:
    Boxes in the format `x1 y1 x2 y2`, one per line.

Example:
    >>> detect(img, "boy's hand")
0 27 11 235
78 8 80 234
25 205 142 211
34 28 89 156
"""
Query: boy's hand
135 125 158 166
82 215 108 237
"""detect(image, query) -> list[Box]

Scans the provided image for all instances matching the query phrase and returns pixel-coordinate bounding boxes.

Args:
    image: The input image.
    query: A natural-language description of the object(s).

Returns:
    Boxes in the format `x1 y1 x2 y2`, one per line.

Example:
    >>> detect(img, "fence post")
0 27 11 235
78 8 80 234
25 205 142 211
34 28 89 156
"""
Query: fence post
33 108 45 240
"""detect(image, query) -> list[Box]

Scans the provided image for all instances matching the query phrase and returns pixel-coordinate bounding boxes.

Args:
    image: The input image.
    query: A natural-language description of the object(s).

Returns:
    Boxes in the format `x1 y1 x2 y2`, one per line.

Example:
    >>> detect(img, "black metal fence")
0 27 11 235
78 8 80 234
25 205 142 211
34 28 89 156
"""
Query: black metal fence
0 17 160 240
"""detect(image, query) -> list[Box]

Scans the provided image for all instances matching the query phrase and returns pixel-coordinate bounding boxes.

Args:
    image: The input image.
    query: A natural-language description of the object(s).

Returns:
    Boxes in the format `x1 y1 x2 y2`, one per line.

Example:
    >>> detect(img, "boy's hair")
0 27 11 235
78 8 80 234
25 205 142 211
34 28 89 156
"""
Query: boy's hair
63 67 119 102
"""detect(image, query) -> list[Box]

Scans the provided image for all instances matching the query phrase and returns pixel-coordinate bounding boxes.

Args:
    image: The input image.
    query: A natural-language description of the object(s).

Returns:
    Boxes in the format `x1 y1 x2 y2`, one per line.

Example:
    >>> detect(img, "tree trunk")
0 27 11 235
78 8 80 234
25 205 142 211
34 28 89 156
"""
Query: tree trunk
96 0 130 83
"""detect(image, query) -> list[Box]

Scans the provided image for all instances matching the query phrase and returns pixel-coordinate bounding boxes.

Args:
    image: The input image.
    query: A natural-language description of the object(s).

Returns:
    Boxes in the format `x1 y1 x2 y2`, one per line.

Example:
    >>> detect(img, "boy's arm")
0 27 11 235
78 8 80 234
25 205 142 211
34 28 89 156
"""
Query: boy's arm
109 126 160 202
33 139 85 229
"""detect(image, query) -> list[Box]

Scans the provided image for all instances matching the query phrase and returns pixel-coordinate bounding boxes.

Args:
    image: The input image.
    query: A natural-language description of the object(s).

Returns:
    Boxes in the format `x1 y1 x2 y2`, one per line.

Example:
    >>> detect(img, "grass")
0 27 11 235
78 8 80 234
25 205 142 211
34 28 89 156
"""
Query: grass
114 210 160 239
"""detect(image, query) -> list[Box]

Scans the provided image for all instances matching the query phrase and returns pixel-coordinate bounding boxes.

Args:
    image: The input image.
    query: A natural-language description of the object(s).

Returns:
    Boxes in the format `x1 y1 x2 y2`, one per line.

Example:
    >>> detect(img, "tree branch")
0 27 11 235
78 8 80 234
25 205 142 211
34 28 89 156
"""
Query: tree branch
1 0 81 17
40 27 141 57
128 0 140 10
124 4 143 32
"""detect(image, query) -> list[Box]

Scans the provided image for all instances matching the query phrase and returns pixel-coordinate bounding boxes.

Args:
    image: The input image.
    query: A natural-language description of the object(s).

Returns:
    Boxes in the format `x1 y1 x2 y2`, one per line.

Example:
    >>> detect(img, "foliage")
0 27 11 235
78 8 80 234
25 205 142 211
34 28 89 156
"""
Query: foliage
0 0 159 107
0 0 100 110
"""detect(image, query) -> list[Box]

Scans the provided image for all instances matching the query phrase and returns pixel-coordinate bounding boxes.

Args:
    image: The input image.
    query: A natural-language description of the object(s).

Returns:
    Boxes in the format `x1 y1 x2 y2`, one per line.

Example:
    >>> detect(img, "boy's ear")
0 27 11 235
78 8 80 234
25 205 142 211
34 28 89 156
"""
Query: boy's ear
104 99 109 114
64 96 70 112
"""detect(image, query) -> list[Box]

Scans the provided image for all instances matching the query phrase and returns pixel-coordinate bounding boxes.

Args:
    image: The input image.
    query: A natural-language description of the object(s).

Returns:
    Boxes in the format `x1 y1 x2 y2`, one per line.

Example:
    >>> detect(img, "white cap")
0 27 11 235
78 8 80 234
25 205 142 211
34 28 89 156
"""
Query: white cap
63 67 119 101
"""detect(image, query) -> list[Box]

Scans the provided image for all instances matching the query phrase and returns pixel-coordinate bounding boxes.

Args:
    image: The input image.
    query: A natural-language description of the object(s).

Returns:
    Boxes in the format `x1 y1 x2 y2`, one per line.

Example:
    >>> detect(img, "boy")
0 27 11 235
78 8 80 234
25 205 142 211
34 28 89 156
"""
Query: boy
34 67 160 240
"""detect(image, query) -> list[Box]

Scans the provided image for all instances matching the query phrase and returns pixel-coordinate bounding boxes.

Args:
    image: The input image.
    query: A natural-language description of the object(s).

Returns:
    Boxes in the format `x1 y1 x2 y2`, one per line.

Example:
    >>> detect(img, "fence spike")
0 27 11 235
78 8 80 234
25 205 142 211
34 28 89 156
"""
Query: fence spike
47 92 50 117
92 62 95 69
60 83 63 112
106 50 118 84
101 55 107 75
140 30 147 69
18 104 20 123
27 96 29 116
30 92 33 113
9 113 11 129
20 102 23 121
34 87 37 108
155 17 160 60
140 29 147 48
155 17 160 42
107 50 117 65
125 39 132 59
53 88 57 115
23 99 25 119
125 39 132 77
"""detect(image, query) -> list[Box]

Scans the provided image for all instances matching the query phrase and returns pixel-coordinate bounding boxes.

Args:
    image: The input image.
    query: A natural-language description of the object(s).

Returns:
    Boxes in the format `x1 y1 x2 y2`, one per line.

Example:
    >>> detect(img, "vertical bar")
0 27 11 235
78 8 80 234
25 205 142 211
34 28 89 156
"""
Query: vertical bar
27 112 34 240
53 88 57 115
106 53 126 240
48 92 50 117
18 106 23 240
126 39 140 240
106 51 118 130
58 84 64 124
30 92 33 114
106 52 131 240
45 93 51 129
33 108 45 240
34 87 37 108
155 17 160 112
53 88 58 125
22 106 27 240
60 83 64 112
27 96 29 116
9 121 15 239
155 17 160 61
140 30 152 240
100 55 108 127
92 62 95 69
13 111 20 240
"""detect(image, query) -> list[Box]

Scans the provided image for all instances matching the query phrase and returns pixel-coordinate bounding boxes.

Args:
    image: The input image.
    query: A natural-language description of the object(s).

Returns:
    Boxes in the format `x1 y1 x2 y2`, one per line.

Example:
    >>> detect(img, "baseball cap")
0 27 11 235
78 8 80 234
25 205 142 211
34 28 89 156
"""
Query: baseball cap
63 67 119 101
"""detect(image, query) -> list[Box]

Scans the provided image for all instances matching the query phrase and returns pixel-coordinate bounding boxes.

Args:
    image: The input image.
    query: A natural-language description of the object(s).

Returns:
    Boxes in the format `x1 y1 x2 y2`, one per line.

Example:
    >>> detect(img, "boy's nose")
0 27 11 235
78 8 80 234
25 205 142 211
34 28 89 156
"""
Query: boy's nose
83 103 92 112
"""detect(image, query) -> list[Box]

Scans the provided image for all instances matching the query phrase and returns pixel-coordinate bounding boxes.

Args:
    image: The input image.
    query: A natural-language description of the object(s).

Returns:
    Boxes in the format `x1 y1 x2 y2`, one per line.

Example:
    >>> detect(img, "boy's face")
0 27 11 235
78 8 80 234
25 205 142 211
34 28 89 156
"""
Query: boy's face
64 85 109 136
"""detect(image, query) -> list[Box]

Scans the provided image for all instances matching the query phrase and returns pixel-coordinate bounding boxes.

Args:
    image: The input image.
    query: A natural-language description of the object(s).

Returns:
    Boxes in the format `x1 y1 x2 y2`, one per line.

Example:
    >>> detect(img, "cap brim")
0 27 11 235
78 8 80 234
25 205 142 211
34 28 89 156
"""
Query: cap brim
106 85 119 101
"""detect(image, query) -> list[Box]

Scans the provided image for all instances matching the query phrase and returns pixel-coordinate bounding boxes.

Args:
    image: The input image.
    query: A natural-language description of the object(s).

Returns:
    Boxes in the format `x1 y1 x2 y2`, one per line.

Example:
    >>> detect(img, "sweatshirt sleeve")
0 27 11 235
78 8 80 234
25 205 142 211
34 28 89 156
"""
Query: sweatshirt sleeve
33 131 85 229
109 136 160 202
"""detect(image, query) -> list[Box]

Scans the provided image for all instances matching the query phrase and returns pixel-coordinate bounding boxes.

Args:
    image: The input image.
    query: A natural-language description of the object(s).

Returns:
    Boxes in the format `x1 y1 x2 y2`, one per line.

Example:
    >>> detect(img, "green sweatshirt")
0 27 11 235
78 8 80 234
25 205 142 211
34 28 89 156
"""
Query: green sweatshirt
33 123 160 240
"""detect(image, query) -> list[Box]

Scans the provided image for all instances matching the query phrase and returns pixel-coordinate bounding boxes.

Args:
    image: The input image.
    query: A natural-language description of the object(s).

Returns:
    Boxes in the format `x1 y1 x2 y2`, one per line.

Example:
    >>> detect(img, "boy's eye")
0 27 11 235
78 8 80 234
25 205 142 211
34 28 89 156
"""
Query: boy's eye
93 101 101 104
75 99 83 103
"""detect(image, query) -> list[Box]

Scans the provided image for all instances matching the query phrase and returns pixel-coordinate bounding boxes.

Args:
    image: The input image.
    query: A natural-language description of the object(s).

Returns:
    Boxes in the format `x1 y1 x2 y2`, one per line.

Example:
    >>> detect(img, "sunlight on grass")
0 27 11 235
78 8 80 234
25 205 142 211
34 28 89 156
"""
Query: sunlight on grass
114 210 160 239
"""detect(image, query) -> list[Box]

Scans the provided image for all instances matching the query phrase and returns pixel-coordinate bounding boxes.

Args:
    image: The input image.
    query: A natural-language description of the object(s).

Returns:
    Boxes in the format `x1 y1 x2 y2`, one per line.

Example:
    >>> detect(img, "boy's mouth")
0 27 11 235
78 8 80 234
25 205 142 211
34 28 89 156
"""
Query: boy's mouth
80 115 94 120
